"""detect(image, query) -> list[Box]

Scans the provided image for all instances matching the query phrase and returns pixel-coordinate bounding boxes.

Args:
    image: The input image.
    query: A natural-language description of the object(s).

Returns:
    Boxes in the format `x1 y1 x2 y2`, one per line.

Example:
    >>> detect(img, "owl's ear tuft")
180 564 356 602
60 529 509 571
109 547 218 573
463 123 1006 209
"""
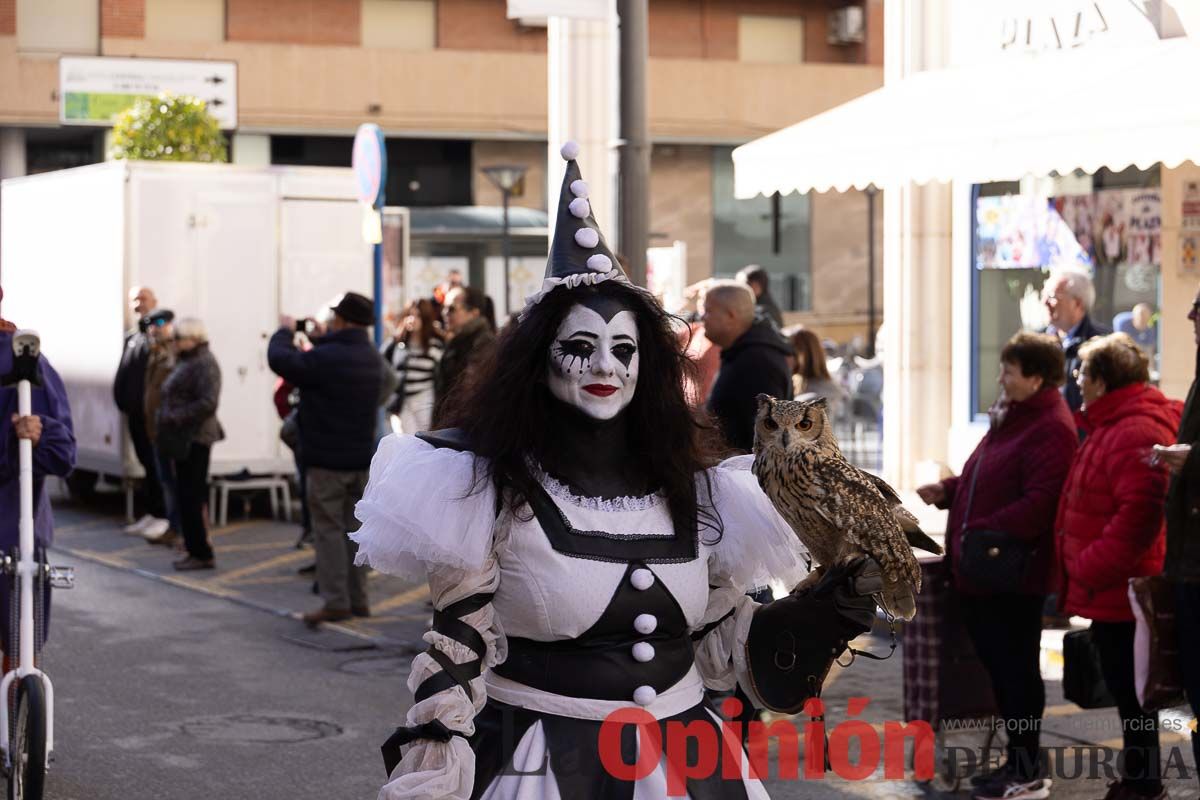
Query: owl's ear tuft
808 397 828 410
756 393 774 408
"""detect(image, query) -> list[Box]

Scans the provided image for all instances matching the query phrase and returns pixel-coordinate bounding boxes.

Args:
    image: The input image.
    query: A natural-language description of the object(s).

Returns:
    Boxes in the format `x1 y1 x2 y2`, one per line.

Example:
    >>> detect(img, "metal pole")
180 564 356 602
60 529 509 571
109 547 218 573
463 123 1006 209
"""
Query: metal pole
866 186 877 358
617 0 649 286
17 379 33 675
502 189 511 318
373 236 384 348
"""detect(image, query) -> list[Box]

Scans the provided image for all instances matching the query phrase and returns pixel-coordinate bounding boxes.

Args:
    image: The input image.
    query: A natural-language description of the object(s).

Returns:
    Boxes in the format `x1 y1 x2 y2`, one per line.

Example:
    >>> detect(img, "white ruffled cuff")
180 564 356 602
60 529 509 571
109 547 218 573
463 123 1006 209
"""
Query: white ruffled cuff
379 738 475 800
700 456 809 591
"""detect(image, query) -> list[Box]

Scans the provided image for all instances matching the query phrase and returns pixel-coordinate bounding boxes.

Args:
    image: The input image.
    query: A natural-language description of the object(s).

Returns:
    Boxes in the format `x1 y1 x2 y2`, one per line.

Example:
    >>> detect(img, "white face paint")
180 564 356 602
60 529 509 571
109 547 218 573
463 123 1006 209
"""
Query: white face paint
547 304 640 420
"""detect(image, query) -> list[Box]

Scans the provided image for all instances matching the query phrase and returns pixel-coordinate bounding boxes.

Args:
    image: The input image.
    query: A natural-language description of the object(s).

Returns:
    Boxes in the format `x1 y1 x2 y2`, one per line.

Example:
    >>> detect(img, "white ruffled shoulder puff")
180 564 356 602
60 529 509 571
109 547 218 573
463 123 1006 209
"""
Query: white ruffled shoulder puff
351 434 497 580
698 454 810 591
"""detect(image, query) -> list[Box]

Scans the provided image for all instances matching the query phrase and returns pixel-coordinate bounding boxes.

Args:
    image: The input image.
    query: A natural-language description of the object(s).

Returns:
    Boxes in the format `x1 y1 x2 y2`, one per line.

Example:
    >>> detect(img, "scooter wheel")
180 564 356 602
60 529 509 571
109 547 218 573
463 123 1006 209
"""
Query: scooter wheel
7 676 45 800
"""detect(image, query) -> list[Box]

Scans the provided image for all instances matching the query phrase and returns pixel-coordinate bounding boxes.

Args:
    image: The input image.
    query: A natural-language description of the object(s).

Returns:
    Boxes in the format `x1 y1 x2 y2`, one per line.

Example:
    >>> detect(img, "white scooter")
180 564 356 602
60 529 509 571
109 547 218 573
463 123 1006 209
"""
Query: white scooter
0 331 75 800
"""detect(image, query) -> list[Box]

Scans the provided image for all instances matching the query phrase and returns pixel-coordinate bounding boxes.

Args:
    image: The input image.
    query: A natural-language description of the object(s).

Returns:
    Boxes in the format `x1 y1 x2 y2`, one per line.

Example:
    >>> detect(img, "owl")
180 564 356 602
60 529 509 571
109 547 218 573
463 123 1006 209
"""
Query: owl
750 394 942 621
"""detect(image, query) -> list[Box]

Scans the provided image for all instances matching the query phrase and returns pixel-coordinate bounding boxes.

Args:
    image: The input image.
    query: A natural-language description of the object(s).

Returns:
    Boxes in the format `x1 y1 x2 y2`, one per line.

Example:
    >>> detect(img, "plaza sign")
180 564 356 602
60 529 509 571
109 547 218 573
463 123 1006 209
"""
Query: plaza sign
950 0 1189 66
59 56 238 129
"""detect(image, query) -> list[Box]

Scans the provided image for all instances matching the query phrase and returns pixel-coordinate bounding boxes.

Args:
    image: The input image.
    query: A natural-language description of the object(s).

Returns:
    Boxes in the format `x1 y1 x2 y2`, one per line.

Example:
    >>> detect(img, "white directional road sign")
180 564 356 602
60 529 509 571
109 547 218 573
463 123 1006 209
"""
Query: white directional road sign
60 56 238 129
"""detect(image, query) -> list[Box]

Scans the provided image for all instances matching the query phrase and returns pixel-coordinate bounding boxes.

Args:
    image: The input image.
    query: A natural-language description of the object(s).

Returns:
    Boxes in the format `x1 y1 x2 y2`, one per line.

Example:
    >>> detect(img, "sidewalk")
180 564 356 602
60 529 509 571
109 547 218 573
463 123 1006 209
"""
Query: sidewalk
49 493 433 651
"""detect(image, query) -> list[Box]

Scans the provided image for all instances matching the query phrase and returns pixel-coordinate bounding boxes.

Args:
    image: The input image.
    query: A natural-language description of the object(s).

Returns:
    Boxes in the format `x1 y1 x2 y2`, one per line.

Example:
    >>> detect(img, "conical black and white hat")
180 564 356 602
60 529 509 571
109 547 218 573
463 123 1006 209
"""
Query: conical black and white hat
520 140 631 319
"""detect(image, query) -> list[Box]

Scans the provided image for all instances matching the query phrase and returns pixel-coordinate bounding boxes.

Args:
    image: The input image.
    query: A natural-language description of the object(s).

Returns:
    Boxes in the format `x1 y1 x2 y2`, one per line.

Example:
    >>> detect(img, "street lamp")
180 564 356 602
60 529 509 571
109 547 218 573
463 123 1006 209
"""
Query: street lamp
481 163 529 318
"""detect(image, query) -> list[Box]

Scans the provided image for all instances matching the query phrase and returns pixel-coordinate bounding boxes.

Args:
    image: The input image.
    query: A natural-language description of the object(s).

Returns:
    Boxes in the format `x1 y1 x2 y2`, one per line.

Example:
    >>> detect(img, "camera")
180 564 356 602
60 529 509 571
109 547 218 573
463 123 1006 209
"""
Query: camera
295 318 315 334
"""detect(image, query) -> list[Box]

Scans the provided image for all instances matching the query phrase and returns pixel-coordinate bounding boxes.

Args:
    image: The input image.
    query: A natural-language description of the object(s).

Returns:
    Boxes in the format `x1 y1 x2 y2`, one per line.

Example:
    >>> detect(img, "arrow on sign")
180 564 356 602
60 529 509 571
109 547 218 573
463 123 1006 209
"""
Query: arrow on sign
205 75 225 85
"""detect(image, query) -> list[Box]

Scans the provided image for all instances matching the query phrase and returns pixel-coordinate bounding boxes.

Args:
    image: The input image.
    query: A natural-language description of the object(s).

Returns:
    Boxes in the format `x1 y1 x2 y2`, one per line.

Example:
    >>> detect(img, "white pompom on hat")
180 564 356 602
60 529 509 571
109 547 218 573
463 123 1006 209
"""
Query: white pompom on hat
568 197 590 219
574 228 600 248
560 140 580 160
569 179 589 198
586 254 612 272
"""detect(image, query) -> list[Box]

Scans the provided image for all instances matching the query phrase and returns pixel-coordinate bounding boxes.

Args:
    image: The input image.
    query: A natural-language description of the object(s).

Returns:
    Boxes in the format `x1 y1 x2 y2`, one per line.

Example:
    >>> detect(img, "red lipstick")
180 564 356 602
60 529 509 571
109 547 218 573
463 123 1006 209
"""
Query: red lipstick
583 384 618 397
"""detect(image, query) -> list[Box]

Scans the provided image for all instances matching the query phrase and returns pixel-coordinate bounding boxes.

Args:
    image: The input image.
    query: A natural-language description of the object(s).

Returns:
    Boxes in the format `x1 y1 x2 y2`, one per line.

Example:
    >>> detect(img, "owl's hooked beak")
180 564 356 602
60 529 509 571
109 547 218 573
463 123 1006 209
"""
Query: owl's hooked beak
781 430 790 448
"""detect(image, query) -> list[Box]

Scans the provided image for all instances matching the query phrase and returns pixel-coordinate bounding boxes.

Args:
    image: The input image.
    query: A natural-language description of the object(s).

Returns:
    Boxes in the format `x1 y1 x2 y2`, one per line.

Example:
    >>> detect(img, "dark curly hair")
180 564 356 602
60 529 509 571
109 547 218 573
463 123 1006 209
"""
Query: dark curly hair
444 279 727 541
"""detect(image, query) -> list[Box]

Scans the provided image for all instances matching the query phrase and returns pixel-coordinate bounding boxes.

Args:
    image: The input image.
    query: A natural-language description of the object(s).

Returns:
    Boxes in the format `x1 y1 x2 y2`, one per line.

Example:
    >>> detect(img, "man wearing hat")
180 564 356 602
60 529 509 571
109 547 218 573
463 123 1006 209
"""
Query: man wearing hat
269 292 382 626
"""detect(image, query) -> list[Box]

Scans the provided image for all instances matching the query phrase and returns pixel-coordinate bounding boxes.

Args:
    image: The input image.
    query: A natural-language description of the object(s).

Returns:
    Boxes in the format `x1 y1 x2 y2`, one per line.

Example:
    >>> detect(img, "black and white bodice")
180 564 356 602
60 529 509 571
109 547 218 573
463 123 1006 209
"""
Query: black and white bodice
352 434 807 800
488 472 716 717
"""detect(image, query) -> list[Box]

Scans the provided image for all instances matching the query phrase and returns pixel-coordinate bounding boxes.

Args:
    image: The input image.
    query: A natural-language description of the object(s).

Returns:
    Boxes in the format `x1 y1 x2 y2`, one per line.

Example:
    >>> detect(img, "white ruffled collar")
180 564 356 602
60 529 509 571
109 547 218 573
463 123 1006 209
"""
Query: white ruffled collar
533 466 664 512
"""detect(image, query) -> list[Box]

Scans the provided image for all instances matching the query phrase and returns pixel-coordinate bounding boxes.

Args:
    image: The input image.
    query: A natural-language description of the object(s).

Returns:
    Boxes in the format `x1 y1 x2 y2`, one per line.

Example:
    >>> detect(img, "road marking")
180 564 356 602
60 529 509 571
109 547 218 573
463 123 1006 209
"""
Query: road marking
209 521 262 538
67 549 132 568
215 550 312 585
370 584 430 614
234 575 303 587
213 540 301 554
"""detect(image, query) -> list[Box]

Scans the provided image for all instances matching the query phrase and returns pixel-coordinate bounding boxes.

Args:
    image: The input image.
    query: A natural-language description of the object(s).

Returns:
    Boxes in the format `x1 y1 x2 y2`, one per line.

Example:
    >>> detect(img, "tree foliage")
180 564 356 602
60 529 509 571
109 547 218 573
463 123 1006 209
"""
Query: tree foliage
109 93 228 163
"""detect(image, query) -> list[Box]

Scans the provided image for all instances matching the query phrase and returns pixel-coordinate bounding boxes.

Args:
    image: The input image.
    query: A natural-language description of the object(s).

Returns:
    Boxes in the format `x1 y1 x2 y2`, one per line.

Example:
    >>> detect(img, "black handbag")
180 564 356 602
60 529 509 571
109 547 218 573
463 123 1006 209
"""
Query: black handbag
956 442 1037 593
279 408 300 451
1063 628 1117 709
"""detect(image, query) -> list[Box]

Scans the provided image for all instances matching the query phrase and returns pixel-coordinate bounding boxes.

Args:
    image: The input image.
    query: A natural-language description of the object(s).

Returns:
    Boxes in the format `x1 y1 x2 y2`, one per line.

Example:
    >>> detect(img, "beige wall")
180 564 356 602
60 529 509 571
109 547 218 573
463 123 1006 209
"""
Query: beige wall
0 30 881 140
472 140 547 211
1158 162 1200 401
649 144 713 286
806 188 884 341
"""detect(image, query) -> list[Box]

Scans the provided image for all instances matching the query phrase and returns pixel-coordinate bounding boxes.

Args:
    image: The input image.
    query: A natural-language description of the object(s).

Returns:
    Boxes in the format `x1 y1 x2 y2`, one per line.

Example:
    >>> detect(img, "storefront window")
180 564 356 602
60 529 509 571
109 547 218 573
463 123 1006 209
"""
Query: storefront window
712 146 811 310
970 167 1161 416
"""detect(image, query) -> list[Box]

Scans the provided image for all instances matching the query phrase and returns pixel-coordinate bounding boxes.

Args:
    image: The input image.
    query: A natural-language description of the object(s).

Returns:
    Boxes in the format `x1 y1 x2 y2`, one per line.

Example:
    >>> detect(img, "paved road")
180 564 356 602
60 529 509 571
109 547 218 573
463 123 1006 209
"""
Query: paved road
32 492 1200 799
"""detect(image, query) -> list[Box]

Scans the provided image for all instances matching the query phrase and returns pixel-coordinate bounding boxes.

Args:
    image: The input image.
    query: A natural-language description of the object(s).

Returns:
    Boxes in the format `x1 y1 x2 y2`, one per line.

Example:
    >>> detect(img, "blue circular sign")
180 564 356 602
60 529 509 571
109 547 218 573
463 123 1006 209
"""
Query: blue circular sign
352 124 387 207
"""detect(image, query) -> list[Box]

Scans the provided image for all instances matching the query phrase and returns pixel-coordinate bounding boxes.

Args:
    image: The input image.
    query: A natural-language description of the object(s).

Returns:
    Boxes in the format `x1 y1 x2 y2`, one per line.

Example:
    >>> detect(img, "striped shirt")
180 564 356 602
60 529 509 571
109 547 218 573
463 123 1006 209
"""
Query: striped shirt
385 338 443 398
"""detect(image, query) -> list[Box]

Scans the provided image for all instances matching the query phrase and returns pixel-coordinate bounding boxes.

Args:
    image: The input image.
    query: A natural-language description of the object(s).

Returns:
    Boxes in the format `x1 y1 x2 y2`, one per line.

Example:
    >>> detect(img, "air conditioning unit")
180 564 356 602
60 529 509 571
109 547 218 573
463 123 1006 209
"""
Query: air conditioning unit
828 6 865 45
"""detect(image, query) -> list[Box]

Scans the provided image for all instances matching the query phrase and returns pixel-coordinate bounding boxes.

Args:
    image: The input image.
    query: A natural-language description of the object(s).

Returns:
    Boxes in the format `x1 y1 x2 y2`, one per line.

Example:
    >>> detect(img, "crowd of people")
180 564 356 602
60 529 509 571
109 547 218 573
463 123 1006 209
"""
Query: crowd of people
4 197 1197 798
915 267 1199 800
114 288 225 570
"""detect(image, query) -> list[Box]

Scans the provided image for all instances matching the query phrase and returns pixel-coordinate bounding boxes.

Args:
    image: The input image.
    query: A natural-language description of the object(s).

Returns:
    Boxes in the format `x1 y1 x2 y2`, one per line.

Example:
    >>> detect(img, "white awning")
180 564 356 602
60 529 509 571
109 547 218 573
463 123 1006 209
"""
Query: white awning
733 37 1200 197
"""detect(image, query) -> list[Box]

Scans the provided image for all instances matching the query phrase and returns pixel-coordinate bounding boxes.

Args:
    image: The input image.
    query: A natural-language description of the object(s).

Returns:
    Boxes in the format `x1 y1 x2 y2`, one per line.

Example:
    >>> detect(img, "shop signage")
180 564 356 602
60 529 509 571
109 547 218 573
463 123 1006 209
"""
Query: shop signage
1181 181 1200 274
1000 2 1113 52
506 0 608 23
59 56 237 129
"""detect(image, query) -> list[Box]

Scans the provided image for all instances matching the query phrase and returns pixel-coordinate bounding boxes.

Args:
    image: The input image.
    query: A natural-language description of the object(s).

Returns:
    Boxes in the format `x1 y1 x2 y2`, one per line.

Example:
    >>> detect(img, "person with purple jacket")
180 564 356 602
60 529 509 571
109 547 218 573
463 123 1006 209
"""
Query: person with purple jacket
917 331 1078 800
0 287 76 662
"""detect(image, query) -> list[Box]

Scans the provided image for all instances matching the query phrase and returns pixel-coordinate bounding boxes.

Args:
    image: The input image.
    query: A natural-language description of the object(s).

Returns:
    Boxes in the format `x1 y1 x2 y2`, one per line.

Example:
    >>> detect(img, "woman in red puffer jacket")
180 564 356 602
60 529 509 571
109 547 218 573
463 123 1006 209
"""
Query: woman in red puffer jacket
1055 333 1183 800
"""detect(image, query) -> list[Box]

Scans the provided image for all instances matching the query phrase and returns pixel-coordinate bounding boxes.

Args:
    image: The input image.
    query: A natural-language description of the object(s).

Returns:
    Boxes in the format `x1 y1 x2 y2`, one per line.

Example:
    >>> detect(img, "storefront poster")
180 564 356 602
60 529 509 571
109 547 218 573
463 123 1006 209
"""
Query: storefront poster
975 195 1088 270
1125 191 1161 267
977 188 1161 271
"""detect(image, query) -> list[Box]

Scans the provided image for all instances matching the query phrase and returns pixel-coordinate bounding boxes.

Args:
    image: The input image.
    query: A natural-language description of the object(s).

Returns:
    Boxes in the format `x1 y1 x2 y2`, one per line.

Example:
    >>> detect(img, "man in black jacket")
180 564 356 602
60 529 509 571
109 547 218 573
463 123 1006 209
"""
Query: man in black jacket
736 264 785 330
113 286 167 535
702 281 792 453
269 292 382 627
1042 270 1110 412
1159 284 1200 788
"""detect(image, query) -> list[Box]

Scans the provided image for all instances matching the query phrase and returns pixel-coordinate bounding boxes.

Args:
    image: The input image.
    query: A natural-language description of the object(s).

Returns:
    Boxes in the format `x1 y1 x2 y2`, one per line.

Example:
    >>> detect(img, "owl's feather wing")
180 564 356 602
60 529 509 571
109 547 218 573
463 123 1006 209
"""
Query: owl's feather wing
858 469 943 555
813 455 922 587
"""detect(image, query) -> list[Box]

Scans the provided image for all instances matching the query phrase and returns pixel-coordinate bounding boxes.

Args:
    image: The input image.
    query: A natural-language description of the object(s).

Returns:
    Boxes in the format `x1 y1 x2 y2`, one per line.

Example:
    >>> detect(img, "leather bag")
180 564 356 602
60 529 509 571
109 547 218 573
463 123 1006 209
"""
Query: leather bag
956 443 1037 592
1062 629 1117 709
1128 576 1188 712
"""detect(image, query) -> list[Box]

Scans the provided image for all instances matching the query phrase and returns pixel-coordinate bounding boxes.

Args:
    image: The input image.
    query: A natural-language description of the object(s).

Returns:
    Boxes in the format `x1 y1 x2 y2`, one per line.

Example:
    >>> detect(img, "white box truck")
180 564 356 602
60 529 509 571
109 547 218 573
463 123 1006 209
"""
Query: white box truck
0 161 380 491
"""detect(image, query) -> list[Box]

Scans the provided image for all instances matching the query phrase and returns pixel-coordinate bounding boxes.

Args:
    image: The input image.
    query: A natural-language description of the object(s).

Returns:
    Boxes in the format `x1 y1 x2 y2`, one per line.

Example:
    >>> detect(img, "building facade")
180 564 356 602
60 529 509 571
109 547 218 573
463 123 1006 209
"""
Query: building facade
0 0 884 338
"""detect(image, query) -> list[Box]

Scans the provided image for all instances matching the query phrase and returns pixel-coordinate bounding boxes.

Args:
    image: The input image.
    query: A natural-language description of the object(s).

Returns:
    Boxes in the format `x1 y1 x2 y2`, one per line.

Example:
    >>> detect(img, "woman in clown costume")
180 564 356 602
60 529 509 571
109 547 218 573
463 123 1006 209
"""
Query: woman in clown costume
351 143 881 800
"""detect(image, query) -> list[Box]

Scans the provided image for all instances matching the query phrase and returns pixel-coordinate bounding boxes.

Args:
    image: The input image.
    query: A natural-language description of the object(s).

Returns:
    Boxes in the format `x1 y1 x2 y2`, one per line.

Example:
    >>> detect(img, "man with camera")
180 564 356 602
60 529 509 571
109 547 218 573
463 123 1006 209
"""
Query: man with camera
268 292 382 627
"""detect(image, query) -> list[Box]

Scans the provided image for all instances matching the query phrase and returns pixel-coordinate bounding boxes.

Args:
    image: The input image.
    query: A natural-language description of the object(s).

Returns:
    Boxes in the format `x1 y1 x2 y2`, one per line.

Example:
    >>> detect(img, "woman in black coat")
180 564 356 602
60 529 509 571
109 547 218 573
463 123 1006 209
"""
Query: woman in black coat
157 317 224 571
